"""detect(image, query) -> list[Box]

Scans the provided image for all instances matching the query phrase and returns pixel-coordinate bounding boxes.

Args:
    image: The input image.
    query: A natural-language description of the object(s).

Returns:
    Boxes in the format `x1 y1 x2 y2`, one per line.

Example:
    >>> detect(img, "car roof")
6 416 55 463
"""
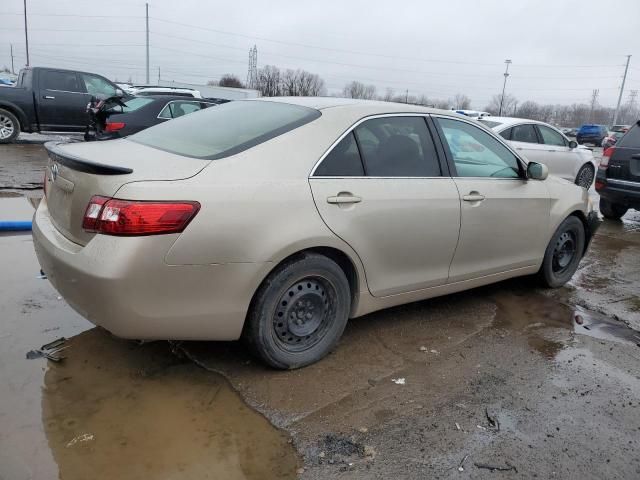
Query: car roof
252 96 449 115
477 116 553 129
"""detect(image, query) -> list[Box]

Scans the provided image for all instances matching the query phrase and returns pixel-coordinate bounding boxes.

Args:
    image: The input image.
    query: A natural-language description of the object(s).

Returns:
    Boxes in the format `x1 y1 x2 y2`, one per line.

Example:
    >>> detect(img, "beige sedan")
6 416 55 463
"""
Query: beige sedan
33 97 600 369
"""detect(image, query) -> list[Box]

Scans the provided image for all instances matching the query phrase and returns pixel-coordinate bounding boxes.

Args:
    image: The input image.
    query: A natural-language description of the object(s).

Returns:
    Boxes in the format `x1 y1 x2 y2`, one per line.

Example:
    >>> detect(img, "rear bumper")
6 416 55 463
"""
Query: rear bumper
596 176 640 209
32 197 268 341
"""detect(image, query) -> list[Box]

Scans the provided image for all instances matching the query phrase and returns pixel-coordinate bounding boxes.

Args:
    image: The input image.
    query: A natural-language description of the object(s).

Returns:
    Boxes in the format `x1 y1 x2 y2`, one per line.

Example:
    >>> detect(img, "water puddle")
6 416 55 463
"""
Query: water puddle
492 291 640 358
0 231 300 480
41 329 300 480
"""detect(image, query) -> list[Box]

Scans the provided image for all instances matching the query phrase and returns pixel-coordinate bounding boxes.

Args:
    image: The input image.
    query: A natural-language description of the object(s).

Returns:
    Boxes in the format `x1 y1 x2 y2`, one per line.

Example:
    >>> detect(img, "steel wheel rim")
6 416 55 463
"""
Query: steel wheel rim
578 167 593 188
552 231 576 273
0 115 14 140
272 276 336 352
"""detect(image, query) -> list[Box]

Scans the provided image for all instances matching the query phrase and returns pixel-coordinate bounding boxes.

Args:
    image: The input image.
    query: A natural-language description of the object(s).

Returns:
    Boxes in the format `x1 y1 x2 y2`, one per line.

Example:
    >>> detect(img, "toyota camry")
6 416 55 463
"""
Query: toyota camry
33 97 600 369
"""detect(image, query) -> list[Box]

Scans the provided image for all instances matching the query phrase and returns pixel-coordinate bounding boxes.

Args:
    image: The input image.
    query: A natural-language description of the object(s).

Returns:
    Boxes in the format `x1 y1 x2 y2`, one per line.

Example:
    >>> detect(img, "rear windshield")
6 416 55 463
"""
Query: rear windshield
129 100 321 159
478 119 502 128
107 97 154 113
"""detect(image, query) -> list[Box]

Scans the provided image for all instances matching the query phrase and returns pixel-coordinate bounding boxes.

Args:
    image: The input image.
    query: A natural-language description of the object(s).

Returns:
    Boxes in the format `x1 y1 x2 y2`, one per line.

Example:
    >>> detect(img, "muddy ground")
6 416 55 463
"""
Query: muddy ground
1 141 639 479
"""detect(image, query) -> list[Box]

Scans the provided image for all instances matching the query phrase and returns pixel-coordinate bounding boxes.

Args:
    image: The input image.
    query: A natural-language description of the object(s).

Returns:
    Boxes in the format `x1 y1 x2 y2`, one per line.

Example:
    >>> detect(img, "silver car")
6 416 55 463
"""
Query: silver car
33 97 600 368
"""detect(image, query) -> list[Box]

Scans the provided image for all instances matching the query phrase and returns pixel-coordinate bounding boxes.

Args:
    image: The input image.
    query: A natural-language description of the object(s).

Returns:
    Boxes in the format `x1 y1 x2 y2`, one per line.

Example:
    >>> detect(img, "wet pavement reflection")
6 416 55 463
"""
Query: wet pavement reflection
0 232 299 480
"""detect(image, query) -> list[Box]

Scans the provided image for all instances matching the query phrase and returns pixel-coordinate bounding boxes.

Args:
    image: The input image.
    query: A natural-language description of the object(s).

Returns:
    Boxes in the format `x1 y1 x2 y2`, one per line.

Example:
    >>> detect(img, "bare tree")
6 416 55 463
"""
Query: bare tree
343 81 377 100
452 93 471 110
256 65 282 97
295 69 326 96
515 101 540 119
433 99 450 110
485 94 517 116
213 74 244 88
382 88 394 102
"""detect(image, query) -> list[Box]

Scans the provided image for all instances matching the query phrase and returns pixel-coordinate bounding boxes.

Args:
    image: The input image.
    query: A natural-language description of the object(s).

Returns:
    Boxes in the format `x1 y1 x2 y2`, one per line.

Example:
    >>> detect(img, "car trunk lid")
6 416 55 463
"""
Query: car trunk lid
44 140 210 246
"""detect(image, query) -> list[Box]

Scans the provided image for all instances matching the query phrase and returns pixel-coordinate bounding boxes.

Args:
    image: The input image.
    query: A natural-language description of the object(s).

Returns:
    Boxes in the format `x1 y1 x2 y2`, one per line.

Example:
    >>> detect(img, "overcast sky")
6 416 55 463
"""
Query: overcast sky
1 0 639 109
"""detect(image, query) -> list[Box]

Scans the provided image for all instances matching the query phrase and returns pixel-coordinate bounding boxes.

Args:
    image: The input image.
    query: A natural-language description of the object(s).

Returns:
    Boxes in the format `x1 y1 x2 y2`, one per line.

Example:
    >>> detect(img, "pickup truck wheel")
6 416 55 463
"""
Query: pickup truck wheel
599 198 628 220
538 216 585 288
243 253 350 369
0 108 20 144
575 164 595 189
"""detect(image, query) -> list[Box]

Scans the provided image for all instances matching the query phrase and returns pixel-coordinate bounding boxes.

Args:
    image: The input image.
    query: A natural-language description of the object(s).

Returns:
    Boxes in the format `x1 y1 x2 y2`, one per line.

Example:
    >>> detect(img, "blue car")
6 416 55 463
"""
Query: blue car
576 124 608 146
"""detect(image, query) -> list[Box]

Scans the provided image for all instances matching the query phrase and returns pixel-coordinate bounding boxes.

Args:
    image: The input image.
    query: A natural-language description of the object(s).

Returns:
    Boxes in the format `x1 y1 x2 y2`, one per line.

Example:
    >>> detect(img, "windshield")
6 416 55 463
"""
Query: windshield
478 119 503 128
129 100 321 159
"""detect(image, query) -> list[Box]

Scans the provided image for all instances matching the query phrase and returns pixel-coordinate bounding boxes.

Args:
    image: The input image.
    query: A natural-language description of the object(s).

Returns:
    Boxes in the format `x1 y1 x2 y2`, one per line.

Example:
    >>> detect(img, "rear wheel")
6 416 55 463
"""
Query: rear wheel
599 198 628 220
0 108 20 144
575 164 595 189
243 253 351 369
538 216 585 288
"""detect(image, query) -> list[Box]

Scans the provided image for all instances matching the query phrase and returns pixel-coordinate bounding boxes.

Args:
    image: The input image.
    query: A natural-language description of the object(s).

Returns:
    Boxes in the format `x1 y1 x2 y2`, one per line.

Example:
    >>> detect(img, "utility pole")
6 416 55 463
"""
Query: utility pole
10 44 15 74
157 66 160 83
145 2 150 84
612 55 631 126
498 59 512 116
589 89 599 122
23 0 30 66
405 89 409 104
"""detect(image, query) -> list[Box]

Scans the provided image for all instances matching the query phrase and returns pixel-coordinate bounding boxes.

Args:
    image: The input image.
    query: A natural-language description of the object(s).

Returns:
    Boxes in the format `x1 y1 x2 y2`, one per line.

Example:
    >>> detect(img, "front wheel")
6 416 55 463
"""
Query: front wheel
0 108 20 144
538 216 585 288
575 164 595 189
243 253 351 369
599 198 628 220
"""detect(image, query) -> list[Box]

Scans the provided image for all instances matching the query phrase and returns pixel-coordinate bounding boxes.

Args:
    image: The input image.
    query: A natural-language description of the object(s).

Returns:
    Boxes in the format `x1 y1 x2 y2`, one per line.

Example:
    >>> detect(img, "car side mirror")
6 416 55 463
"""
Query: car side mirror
527 162 548 180
568 140 578 149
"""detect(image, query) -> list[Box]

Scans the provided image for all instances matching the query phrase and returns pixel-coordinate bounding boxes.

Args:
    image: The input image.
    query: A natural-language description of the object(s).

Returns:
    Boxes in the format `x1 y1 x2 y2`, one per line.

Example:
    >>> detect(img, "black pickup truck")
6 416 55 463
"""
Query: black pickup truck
0 66 124 143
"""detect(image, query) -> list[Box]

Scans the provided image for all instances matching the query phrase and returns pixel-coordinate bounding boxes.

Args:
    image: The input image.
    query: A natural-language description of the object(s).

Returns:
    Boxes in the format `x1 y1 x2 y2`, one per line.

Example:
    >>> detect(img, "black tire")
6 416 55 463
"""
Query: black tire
575 164 595 189
538 216 585 288
243 253 351 369
599 198 628 220
0 108 20 144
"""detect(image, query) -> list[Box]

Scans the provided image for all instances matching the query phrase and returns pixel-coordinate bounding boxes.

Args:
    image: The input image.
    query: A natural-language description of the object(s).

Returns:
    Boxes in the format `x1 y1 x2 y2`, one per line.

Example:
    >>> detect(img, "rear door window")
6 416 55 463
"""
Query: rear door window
511 124 539 143
499 127 512 140
314 132 364 176
354 116 441 177
537 125 567 146
41 71 81 92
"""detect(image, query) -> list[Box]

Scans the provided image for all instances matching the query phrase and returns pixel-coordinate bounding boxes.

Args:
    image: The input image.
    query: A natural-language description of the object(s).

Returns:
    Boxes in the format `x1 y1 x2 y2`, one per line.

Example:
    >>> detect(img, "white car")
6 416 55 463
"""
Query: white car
129 86 202 98
479 117 596 188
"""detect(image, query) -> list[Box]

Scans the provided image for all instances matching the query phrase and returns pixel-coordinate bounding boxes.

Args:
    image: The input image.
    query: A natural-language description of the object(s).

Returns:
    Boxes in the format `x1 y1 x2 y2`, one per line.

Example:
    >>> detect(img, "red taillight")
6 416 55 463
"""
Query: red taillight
82 196 110 231
595 147 615 191
82 196 200 236
104 121 126 132
600 147 615 168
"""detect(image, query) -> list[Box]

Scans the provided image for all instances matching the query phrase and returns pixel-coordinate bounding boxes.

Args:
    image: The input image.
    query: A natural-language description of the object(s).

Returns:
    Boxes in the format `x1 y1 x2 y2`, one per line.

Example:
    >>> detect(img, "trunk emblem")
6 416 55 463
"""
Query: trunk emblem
50 163 59 182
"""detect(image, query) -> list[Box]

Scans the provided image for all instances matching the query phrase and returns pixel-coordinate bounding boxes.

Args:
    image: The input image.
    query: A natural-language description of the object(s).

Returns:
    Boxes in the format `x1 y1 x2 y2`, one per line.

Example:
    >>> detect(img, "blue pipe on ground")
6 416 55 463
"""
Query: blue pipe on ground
0 221 32 231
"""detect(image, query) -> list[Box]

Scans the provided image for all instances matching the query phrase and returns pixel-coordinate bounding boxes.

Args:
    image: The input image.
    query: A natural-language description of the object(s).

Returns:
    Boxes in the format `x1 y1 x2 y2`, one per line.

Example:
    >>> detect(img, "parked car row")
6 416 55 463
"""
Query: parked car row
0 66 228 143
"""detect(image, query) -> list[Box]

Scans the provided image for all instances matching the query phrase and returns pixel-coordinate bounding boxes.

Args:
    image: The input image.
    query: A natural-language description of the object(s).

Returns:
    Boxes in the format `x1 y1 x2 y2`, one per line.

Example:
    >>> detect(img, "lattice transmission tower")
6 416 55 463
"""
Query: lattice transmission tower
246 45 258 89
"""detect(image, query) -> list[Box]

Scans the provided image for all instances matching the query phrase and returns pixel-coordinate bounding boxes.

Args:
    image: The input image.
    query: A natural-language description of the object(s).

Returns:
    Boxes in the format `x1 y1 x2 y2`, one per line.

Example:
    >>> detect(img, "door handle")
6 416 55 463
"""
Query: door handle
43 95 56 100
327 194 362 205
462 192 485 202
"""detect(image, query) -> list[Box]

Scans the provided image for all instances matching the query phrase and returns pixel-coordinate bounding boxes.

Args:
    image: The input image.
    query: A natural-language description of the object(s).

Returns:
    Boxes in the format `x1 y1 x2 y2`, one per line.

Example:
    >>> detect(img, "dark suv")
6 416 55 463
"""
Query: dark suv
595 120 640 219
577 124 608 146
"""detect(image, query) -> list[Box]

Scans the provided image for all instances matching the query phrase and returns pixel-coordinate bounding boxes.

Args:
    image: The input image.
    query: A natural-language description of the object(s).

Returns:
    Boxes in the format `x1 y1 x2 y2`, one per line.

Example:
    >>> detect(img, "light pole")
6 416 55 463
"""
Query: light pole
498 59 512 116
612 55 631 126
23 0 30 66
